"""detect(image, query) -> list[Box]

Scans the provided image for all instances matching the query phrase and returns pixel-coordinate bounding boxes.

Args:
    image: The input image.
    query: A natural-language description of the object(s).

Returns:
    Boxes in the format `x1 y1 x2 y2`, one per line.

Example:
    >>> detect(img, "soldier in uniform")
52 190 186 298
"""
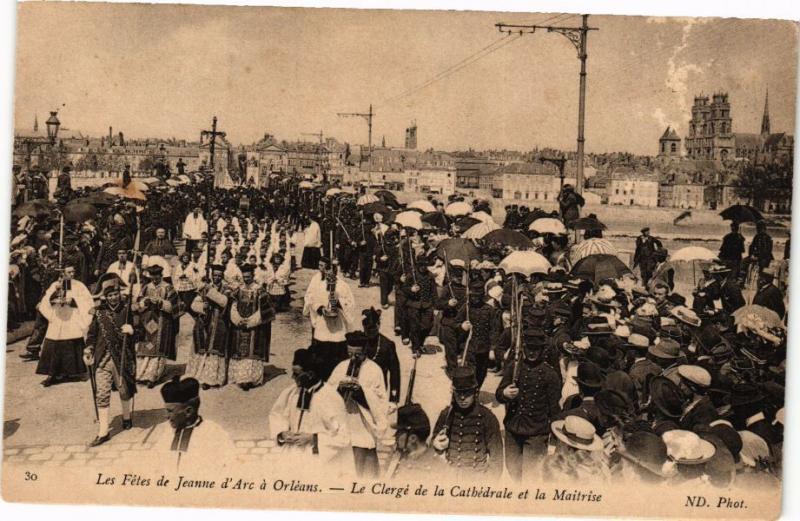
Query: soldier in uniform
133 265 179 388
432 366 503 479
228 264 275 390
83 274 137 447
372 214 393 309
456 279 499 389
386 403 439 479
361 307 401 404
436 259 467 376
185 264 232 389
356 211 376 288
405 253 435 355
393 230 415 344
496 328 562 481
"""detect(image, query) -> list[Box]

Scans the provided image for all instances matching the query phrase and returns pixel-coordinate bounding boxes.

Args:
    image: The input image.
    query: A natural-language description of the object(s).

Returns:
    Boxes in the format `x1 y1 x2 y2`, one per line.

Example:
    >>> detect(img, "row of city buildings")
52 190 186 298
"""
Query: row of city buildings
13 90 793 212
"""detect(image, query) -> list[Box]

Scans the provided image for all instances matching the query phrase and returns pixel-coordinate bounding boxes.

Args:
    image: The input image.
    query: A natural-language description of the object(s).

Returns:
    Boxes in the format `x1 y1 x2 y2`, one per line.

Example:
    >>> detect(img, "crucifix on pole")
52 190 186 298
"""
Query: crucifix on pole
200 116 226 182
539 155 568 189
496 14 598 195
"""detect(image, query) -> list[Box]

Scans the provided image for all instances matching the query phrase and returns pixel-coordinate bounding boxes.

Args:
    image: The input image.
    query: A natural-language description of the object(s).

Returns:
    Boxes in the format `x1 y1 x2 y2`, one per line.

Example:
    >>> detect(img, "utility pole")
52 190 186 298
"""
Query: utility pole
301 131 324 144
539 155 567 189
337 104 374 163
496 14 597 194
200 116 226 184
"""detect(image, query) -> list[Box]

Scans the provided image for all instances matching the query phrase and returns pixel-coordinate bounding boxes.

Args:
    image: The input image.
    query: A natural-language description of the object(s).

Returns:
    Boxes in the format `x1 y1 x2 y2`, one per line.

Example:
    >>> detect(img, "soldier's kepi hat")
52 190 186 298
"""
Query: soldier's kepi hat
392 403 431 441
92 272 127 299
345 330 368 348
451 366 479 392
161 376 200 404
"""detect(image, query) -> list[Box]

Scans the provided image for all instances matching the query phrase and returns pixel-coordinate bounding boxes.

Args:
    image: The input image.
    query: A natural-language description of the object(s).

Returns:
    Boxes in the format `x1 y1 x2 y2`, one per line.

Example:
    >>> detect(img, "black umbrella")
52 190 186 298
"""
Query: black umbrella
521 208 555 227
362 201 391 218
374 189 397 201
571 254 631 286
482 228 533 249
436 237 482 263
454 216 480 232
63 202 98 223
421 211 451 230
720 204 763 223
73 195 115 207
572 216 607 231
12 199 54 218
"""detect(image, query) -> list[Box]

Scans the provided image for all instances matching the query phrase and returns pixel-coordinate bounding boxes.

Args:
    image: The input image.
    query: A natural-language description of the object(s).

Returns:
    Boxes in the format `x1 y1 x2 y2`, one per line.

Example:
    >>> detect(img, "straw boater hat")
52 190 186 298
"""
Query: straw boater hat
550 415 604 451
624 332 650 350
662 429 716 465
670 306 702 328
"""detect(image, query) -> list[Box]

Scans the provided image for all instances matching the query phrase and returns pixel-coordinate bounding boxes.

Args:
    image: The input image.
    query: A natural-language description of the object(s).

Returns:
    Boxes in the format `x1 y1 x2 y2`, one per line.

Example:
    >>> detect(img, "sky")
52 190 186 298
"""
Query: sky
13 3 799 155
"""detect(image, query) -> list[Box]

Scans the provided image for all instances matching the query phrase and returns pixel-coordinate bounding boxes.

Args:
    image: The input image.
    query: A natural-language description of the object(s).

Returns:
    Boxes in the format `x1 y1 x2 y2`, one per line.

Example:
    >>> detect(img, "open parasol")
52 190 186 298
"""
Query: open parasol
408 200 436 213
529 217 567 235
571 254 631 286
669 246 718 285
461 220 501 239
499 250 551 277
445 201 472 217
482 228 533 250
569 238 618 264
470 210 495 224
732 305 785 330
104 185 147 201
436 237 482 263
394 211 423 230
325 188 343 197
670 246 718 263
357 194 379 206
298 180 314 189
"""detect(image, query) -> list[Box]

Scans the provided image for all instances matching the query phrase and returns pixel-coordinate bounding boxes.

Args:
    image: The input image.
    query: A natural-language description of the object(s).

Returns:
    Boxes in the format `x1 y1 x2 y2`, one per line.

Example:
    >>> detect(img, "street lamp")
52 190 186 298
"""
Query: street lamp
45 110 60 144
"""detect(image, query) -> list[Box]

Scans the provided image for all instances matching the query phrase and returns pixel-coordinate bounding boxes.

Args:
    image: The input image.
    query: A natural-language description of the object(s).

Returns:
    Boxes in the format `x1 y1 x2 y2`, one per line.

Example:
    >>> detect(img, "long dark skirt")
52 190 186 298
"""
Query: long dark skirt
301 246 321 269
36 338 87 377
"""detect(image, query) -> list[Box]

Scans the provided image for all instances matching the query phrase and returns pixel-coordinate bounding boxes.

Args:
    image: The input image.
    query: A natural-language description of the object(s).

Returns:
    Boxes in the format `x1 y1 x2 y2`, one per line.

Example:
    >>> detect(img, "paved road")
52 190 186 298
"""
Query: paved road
3 258 507 466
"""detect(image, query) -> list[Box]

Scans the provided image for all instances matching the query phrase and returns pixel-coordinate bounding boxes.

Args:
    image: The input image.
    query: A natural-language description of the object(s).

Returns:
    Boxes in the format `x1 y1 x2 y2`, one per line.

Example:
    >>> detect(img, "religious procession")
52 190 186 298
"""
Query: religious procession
6 163 788 486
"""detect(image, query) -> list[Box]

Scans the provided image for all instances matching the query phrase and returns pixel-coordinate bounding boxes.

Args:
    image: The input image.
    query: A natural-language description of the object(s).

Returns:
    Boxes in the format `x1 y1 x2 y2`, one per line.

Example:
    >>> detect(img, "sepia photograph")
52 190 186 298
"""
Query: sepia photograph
1 1 797 519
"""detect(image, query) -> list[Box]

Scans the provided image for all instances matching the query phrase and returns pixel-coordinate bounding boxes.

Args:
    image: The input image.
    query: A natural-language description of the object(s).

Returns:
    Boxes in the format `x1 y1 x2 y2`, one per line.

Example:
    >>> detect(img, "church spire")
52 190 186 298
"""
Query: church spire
761 89 771 135
33 114 38 132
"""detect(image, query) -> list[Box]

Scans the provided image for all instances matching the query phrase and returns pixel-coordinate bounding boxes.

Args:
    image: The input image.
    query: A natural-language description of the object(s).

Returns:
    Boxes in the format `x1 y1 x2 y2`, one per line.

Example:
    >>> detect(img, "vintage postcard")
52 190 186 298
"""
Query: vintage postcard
2 2 796 519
